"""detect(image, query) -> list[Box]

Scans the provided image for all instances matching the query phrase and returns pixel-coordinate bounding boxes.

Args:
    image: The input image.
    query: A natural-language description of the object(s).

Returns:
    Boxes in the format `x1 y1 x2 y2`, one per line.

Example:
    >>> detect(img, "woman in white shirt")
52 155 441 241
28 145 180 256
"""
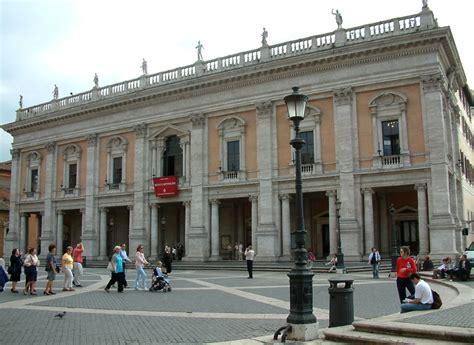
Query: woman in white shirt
134 245 149 290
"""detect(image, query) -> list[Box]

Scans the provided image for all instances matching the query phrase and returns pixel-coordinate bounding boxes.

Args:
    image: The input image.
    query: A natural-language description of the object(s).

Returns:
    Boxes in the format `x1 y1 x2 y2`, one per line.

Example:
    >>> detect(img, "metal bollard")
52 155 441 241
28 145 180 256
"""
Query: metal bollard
328 277 354 328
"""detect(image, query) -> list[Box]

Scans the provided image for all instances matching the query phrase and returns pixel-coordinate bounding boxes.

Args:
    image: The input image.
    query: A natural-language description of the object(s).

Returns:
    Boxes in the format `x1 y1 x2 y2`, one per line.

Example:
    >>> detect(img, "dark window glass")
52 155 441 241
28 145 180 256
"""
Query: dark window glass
30 169 38 192
163 135 183 176
300 131 314 164
227 141 240 171
68 163 77 188
382 120 400 155
113 157 122 184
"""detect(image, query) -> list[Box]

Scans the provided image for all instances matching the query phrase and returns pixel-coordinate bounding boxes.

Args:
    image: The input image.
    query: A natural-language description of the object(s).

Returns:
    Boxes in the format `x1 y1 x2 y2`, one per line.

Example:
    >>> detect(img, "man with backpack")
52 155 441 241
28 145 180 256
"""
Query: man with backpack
400 273 437 313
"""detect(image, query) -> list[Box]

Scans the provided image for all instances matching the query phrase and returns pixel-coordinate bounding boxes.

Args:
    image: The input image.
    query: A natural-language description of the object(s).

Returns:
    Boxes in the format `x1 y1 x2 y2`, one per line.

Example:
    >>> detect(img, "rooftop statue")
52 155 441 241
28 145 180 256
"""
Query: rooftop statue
196 41 204 61
141 58 148 75
19 95 23 109
93 73 99 88
53 84 59 100
422 0 428 8
332 9 343 29
261 27 268 46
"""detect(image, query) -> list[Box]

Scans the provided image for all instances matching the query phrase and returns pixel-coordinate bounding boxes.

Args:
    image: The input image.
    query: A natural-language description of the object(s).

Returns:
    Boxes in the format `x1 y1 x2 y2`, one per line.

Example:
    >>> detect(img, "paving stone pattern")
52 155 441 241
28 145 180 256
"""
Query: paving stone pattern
400 302 474 328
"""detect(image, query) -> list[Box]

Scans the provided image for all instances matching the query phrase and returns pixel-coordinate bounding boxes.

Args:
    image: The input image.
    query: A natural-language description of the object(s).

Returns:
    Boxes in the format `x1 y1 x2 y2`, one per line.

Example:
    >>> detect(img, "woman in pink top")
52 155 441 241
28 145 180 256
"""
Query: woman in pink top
134 245 149 290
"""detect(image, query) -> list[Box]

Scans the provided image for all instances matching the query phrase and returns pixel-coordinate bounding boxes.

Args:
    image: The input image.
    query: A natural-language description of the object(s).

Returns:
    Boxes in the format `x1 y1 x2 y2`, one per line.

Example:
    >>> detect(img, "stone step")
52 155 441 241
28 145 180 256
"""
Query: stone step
323 325 469 344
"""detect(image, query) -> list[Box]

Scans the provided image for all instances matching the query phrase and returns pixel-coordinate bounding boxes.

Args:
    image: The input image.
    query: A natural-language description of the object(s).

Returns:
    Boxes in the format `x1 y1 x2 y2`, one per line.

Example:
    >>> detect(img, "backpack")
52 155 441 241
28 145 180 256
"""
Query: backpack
431 289 442 309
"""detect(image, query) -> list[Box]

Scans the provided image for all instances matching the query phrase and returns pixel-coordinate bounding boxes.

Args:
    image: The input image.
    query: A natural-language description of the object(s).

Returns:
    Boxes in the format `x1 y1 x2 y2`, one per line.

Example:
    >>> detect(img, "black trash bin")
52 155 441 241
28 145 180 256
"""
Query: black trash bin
328 277 354 328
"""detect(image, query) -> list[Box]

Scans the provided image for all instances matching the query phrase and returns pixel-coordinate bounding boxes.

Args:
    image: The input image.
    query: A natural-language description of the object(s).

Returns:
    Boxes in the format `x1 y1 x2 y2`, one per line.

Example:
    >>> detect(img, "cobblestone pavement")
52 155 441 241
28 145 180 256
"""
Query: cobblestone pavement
0 269 464 344
399 302 474 328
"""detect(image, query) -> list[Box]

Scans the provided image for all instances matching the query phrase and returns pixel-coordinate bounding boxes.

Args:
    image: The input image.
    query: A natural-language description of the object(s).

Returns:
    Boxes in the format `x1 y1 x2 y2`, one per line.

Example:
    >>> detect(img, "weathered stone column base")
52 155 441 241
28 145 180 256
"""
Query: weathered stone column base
287 322 319 341
80 233 98 259
39 235 54 259
208 255 222 261
256 224 278 258
186 230 209 260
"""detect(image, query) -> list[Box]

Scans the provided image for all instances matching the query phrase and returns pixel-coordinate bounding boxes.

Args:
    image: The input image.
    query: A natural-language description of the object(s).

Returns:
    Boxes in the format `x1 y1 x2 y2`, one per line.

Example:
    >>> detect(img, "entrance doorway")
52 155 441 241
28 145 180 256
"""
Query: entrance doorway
63 210 82 253
106 207 129 255
399 220 419 255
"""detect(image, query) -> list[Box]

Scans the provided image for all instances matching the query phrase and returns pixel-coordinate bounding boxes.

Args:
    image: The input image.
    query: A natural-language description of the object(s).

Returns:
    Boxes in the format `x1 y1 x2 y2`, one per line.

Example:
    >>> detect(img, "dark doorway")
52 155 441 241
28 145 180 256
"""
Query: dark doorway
321 224 330 258
399 220 419 255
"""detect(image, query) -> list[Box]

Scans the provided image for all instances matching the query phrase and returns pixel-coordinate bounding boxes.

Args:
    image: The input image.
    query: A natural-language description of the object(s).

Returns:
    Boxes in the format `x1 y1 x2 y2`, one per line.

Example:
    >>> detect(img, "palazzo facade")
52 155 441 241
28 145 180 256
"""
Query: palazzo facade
3 5 473 261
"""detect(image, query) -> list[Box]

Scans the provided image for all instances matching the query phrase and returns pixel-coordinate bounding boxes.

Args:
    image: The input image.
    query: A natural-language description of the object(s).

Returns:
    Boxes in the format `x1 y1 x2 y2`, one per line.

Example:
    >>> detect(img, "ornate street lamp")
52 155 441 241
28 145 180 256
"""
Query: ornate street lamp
389 204 398 276
274 87 318 342
335 198 345 272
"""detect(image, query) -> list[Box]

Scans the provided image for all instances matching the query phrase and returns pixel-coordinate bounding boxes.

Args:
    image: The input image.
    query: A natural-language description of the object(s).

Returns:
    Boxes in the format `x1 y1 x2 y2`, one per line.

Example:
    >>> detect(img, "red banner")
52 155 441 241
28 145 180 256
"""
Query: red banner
153 176 178 197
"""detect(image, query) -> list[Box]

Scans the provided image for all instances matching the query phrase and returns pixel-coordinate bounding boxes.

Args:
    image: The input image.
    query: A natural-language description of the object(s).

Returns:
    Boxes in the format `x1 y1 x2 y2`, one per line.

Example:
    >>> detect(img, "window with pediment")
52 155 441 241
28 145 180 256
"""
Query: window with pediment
217 116 246 181
106 136 128 192
369 91 410 169
289 105 322 175
62 144 81 197
25 151 41 199
163 135 183 177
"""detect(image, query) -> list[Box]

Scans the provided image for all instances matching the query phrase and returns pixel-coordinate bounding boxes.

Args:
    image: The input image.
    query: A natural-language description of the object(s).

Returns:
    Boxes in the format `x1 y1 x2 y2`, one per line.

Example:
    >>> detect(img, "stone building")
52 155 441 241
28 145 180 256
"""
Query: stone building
0 161 11 257
2 5 473 262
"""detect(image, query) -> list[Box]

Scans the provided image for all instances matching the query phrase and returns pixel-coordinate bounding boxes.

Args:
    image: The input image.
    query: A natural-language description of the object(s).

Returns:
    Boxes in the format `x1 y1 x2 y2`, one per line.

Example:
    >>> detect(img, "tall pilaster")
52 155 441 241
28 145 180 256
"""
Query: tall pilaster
41 141 56 256
20 213 28 253
56 211 64 255
131 123 148 254
379 195 389 255
255 101 278 259
421 73 456 256
6 149 21 256
333 87 361 259
183 201 191 259
187 113 208 259
150 204 159 258
326 190 337 256
209 199 221 260
249 195 258 252
83 134 98 258
363 188 375 255
416 184 429 255
99 208 107 258
280 195 291 258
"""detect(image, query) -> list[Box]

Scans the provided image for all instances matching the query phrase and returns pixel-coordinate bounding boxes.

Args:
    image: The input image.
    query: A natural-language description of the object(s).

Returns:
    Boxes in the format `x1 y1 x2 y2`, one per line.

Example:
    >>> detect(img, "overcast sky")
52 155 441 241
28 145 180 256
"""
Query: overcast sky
1 0 473 162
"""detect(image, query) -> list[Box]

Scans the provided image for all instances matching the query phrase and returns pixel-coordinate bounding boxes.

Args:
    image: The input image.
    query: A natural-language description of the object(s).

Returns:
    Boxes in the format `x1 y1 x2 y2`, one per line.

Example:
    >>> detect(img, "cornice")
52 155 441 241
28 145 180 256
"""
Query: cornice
3 33 452 135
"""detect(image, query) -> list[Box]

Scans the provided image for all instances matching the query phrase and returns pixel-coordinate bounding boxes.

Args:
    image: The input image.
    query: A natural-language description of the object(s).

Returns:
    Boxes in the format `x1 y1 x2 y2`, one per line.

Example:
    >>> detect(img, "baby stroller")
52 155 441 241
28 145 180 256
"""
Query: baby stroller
149 267 171 292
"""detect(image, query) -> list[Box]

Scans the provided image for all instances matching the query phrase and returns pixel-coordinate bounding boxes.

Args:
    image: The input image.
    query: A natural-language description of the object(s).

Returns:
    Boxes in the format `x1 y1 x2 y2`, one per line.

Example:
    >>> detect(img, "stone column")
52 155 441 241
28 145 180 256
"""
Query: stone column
379 195 389 255
209 199 221 260
6 149 21 256
156 138 165 177
99 208 107 258
326 190 337 256
83 134 98 258
128 205 134 246
248 195 258 252
333 87 361 259
416 184 429 255
363 188 375 255
421 73 456 256
256 101 278 259
188 113 209 259
151 141 157 177
20 213 28 253
183 201 191 259
150 204 158 258
131 123 148 254
42 141 56 256
280 194 291 258
56 211 64 256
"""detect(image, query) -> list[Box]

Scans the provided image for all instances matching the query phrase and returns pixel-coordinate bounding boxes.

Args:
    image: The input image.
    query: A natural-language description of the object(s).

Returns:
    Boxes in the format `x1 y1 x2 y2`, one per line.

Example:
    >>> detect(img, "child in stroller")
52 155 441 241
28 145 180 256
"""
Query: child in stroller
149 261 171 292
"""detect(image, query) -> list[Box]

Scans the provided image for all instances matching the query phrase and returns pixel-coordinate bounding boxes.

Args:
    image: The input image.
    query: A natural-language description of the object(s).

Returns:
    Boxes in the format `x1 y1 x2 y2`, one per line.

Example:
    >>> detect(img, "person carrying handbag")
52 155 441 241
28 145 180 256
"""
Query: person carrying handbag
23 247 40 295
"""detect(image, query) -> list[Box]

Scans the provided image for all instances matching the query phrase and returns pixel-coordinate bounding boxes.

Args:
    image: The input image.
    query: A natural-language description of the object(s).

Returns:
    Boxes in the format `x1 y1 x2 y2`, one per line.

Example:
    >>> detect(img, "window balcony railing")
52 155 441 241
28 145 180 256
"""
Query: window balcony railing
105 182 126 192
381 154 402 168
301 163 314 175
218 170 246 182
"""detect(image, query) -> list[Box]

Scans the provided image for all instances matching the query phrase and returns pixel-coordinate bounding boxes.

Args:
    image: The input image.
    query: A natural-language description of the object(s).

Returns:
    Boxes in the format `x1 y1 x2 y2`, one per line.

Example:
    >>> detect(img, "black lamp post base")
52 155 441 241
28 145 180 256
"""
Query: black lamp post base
286 322 319 341
390 253 398 278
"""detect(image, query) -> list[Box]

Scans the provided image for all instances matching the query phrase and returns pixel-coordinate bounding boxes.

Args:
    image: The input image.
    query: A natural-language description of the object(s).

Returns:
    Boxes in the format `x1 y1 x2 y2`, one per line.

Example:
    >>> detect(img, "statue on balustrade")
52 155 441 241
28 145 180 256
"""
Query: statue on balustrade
93 73 99 88
53 84 59 100
19 95 23 109
141 58 148 74
261 27 268 46
196 41 204 61
422 0 428 8
332 9 343 29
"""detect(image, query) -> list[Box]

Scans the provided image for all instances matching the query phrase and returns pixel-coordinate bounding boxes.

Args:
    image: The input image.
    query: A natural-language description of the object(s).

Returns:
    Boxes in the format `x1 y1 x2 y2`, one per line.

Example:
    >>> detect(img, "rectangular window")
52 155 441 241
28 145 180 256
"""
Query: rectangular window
30 169 38 192
300 131 314 164
68 163 77 189
382 120 400 156
227 141 240 171
112 157 122 184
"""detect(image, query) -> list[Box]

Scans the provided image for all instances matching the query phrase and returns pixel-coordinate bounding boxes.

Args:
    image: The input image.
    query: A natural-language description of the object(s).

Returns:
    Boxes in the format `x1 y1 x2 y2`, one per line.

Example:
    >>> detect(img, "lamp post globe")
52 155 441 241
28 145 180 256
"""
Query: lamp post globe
277 87 318 341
